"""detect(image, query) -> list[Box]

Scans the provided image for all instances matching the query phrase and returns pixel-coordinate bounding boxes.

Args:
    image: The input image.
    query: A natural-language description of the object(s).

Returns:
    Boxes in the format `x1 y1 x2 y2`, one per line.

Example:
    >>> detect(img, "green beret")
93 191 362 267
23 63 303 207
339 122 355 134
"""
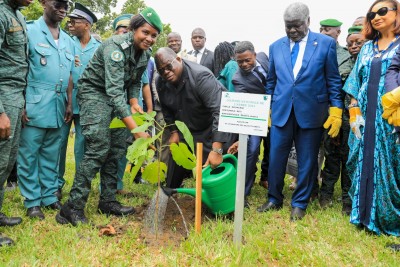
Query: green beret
113 14 133 31
320 19 343 27
348 26 363 35
140 7 163 33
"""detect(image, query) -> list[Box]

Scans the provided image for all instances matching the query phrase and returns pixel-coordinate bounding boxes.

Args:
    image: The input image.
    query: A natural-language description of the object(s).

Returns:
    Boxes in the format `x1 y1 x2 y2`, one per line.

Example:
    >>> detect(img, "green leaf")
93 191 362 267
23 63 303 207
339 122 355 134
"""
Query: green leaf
131 122 152 133
126 138 151 164
170 142 196 170
130 155 145 183
146 149 155 160
109 117 126 129
142 161 167 184
175 120 194 153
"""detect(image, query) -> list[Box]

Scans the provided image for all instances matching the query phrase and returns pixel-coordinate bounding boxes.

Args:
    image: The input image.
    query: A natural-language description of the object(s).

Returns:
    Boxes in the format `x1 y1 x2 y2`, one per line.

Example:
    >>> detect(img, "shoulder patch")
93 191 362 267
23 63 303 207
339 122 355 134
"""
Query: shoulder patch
111 50 124 62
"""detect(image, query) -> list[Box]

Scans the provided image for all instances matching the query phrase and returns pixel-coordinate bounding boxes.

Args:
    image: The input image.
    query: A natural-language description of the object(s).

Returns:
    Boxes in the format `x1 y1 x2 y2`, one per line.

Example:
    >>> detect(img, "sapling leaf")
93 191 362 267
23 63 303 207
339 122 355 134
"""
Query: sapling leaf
109 117 126 129
131 122 152 133
126 138 151 164
175 120 194 153
130 155 145 183
146 149 155 160
109 113 148 129
142 161 167 184
170 142 196 170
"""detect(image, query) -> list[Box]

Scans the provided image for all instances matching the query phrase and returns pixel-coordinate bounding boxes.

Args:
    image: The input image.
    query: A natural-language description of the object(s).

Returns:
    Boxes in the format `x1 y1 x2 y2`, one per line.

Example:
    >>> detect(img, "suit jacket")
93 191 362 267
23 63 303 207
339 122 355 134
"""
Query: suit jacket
155 60 227 144
232 52 269 94
266 31 343 129
188 48 214 74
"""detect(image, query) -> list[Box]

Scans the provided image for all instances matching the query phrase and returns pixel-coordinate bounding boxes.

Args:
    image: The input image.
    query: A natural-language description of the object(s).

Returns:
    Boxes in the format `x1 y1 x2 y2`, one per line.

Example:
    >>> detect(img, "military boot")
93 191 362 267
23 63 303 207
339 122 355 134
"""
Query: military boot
0 235 14 247
98 201 135 216
56 203 88 226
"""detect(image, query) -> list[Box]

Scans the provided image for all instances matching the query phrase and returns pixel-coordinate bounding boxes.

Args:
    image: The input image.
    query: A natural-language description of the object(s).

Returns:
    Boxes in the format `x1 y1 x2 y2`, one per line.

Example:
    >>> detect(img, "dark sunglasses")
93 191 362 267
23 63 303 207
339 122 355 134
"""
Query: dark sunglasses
367 6 397 21
157 58 177 75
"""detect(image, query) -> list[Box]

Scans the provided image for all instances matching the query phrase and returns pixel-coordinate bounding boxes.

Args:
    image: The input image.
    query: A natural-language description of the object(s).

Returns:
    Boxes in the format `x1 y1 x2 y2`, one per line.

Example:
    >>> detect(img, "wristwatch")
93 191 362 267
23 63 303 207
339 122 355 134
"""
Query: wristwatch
211 147 223 155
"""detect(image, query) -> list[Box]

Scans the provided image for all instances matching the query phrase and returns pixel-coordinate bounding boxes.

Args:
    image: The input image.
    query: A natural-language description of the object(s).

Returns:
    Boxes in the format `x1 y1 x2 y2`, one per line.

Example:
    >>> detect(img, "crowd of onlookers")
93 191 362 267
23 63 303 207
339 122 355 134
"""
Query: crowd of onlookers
0 0 399 251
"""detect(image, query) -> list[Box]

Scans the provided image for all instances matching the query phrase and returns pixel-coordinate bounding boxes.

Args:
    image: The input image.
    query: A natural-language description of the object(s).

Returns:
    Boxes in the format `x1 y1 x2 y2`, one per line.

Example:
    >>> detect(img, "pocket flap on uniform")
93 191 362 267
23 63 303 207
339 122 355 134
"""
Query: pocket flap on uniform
65 52 73 61
34 45 52 56
5 31 25 46
316 94 328 103
26 94 42 104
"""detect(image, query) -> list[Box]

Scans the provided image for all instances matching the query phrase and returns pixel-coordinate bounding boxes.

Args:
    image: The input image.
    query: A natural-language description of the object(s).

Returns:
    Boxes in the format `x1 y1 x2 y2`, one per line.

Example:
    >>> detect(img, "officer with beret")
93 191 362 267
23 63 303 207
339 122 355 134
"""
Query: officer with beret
17 0 75 220
113 14 133 35
56 7 163 226
58 2 101 199
319 23 365 214
0 0 33 247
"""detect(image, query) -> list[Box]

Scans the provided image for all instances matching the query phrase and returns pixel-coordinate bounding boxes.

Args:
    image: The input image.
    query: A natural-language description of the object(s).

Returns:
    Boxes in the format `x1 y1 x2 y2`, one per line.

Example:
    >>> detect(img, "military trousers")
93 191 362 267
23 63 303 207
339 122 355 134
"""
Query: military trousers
58 114 84 189
320 127 351 205
17 125 60 208
0 105 22 210
68 100 126 210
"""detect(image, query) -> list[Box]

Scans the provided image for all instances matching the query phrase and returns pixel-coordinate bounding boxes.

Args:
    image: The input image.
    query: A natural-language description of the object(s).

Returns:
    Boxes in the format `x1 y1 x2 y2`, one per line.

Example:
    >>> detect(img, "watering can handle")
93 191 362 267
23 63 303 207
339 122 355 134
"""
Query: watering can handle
203 153 237 173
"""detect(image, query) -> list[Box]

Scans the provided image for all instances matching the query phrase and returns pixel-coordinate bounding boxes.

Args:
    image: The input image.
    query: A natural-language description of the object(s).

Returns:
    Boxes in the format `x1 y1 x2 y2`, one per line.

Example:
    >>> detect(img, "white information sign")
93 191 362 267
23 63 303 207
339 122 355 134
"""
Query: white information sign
218 92 270 136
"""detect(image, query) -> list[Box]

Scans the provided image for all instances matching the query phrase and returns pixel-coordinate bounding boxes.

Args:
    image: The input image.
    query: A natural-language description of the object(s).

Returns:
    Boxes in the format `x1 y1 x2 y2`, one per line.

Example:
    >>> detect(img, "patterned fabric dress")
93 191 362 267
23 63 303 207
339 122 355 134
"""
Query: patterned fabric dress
343 40 400 236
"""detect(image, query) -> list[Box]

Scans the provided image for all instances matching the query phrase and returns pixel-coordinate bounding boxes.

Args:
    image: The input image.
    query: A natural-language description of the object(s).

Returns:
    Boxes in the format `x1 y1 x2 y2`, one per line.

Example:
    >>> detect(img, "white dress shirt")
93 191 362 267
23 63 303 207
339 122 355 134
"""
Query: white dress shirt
290 31 309 78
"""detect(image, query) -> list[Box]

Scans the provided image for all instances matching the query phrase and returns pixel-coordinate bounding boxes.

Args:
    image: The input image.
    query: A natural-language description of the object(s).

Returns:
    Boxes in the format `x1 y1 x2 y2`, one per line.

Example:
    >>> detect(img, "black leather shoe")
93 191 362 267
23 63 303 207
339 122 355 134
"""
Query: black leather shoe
26 206 45 220
386 243 400 252
45 201 62 210
56 203 88 226
257 201 282 213
290 207 306 221
98 201 135 216
54 189 62 201
342 203 352 216
0 235 14 247
0 212 22 226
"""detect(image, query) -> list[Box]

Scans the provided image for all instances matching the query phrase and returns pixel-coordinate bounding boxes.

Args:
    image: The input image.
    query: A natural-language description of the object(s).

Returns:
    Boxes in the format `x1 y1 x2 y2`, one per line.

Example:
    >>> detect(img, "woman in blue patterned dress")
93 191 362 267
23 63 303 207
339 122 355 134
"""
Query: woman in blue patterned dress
343 0 400 236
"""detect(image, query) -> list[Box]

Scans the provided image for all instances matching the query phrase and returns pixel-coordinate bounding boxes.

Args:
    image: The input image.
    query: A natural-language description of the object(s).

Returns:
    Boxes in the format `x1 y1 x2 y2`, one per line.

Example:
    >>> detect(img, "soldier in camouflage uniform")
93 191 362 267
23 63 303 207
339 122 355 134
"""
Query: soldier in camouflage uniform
56 7 163 226
319 24 366 215
0 0 32 246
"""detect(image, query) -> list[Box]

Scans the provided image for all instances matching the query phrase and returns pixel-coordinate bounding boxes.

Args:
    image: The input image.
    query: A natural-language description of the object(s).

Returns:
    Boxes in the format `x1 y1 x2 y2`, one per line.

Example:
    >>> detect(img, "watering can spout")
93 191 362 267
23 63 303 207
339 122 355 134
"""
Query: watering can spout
175 188 213 209
161 186 177 197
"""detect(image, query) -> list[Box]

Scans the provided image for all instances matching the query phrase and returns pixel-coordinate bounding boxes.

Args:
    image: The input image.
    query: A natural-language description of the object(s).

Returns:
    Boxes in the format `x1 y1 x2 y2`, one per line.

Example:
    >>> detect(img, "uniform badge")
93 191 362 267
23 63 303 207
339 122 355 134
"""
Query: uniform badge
120 41 130 50
111 50 124 62
40 56 47 66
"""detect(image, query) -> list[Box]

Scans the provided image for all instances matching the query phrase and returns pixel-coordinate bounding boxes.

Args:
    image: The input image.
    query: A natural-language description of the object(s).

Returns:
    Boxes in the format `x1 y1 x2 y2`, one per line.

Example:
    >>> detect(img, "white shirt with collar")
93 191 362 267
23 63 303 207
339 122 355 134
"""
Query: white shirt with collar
194 47 206 64
290 30 309 78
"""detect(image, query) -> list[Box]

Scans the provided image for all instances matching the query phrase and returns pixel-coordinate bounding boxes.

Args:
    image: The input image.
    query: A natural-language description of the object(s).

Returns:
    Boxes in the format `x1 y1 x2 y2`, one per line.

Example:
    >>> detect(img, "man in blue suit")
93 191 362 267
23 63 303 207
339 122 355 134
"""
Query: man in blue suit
257 2 343 221
231 41 270 206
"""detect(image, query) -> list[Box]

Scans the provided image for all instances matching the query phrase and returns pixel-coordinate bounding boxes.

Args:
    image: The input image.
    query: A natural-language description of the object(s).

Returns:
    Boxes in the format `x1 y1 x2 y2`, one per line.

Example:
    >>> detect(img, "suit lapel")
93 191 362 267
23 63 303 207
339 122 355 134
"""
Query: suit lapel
39 17 58 49
296 32 317 81
200 48 208 65
281 38 293 80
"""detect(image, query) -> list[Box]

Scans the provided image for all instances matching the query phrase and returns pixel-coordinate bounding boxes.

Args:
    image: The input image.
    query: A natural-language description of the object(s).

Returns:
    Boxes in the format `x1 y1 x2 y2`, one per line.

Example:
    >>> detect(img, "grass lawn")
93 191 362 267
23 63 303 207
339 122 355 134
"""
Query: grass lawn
1 136 400 266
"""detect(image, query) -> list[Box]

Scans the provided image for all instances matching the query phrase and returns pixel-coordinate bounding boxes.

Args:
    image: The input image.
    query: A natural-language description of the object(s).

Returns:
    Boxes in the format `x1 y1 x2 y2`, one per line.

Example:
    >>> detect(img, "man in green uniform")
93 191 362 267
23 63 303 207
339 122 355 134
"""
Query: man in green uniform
320 19 350 68
0 0 33 246
319 24 365 215
56 8 162 226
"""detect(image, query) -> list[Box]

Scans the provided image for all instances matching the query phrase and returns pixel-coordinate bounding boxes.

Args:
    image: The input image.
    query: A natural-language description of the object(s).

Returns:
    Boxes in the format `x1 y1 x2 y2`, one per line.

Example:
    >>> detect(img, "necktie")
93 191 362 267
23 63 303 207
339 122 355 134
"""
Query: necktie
193 50 199 57
291 41 300 69
253 66 266 85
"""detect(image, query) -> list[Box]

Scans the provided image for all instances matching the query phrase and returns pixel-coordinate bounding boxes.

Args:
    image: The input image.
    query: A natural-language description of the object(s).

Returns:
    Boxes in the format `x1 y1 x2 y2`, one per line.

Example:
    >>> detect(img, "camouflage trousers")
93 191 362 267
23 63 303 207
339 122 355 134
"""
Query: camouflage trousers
320 125 351 205
67 100 126 210
0 105 22 210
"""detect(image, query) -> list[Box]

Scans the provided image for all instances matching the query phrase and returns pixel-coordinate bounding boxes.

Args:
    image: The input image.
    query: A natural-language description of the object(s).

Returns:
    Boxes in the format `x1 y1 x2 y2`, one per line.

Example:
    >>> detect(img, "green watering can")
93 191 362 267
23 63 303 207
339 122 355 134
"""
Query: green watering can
162 154 237 215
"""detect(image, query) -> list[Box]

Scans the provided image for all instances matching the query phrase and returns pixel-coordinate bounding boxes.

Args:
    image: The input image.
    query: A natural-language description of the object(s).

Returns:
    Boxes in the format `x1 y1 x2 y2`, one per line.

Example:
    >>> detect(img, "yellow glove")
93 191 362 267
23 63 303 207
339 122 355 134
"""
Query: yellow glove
388 107 400 126
349 107 365 139
323 107 343 138
382 86 400 119
268 110 271 128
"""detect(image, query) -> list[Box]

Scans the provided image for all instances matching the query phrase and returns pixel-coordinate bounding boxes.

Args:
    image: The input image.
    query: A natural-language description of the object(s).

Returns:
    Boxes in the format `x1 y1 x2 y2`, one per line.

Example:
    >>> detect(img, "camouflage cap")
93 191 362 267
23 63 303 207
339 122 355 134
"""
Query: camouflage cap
139 7 163 33
320 18 343 27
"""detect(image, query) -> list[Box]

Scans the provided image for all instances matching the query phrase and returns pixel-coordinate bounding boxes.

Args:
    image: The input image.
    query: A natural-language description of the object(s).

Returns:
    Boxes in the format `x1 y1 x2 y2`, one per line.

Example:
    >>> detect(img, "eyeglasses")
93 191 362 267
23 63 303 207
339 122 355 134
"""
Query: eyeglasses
157 58 177 75
347 41 365 48
367 7 397 21
51 1 71 11
68 20 85 26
